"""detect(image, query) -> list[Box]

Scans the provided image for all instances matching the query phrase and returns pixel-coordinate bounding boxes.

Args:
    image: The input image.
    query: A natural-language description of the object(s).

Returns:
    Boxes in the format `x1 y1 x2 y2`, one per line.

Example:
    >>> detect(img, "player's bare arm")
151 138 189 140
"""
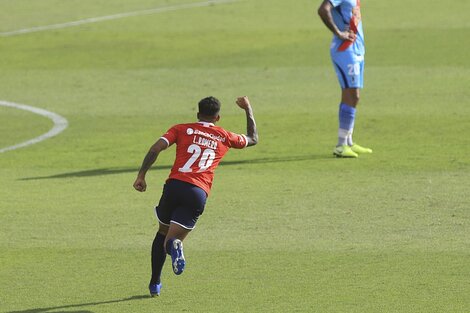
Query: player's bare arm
133 139 168 192
318 0 356 42
236 96 258 147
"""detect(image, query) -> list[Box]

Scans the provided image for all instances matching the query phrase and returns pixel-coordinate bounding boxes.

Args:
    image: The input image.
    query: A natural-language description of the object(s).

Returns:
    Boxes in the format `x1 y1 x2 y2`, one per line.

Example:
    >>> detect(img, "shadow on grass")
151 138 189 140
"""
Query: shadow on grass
6 295 148 313
20 154 331 180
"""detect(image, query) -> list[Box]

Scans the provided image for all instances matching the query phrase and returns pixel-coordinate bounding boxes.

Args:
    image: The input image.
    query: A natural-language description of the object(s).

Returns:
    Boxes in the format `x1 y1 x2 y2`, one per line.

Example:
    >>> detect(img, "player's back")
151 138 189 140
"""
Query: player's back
161 121 247 194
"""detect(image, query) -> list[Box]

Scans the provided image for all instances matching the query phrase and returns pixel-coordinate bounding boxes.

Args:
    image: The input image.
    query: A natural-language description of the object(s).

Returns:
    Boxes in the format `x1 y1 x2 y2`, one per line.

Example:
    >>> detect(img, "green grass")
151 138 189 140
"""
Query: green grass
0 106 52 148
0 0 469 312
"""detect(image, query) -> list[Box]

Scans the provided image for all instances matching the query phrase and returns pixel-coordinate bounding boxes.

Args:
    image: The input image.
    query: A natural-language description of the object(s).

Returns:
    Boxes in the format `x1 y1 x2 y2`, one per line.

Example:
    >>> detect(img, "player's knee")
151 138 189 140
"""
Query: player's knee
350 89 360 102
158 224 169 235
342 92 360 107
352 94 360 105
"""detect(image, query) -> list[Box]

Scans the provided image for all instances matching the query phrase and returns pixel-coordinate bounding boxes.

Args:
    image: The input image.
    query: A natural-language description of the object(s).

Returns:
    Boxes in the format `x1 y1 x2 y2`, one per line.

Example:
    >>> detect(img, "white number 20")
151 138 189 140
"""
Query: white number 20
347 63 360 76
178 144 216 173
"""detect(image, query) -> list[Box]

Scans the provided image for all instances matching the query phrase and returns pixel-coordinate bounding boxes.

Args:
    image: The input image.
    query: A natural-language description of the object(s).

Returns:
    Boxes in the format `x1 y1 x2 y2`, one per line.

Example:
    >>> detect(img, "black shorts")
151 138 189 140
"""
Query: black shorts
155 179 207 230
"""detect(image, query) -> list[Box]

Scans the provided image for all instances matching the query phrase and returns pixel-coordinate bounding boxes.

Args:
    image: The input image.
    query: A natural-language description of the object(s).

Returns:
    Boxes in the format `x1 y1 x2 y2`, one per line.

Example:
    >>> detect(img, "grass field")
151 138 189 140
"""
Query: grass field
1 0 469 312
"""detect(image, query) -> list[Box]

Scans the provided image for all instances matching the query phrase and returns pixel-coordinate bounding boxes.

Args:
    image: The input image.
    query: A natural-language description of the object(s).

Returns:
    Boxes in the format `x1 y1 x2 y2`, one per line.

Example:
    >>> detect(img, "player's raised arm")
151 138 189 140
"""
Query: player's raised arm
236 96 258 147
133 138 169 192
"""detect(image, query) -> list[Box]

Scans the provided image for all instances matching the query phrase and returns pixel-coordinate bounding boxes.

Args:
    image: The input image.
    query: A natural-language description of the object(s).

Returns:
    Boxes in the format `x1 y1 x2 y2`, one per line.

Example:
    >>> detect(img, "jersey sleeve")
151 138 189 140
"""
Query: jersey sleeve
160 125 179 146
226 131 248 149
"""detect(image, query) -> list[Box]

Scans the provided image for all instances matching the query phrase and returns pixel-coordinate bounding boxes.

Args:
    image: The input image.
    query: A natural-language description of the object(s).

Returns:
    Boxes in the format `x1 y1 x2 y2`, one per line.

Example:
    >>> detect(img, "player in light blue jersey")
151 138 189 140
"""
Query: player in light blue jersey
318 0 372 158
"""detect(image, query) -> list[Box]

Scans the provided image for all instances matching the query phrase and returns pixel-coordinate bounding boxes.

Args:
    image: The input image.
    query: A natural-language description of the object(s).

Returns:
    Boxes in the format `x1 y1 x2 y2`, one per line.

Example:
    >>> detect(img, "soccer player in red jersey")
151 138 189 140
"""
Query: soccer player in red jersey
133 96 258 296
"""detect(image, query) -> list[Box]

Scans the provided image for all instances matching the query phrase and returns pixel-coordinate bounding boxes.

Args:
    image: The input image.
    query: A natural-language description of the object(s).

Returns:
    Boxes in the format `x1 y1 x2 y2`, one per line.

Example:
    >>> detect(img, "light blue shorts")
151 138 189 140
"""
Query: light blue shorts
330 51 364 89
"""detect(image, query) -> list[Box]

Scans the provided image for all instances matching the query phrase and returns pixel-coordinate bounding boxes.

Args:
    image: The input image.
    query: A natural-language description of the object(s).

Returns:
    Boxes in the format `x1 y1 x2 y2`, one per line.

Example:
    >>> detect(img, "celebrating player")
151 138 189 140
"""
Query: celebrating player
318 0 372 157
133 96 258 296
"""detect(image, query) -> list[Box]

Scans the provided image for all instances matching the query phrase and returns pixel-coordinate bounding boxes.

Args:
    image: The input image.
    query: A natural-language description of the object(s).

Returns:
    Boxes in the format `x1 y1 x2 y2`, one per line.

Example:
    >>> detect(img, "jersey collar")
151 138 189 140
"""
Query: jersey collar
197 121 215 127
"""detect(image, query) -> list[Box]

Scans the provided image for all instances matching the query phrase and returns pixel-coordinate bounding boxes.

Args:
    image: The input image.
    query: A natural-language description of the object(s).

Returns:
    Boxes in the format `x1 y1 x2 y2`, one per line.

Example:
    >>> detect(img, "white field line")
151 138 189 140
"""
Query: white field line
0 0 238 37
0 100 69 153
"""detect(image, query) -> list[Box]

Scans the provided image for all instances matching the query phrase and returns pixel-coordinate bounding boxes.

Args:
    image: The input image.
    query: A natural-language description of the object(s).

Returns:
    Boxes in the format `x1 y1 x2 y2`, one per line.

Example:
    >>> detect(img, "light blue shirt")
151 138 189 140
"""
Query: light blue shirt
329 0 365 55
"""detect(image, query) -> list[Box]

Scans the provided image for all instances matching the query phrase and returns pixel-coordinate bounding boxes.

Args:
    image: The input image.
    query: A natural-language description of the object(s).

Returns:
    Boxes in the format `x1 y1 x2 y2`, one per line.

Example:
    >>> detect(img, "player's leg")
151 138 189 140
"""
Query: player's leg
165 223 191 275
341 87 361 148
342 99 372 153
345 59 372 154
164 180 207 275
149 223 168 296
331 52 370 156
341 88 360 108
149 184 173 296
334 88 360 157
339 88 359 145
331 53 358 157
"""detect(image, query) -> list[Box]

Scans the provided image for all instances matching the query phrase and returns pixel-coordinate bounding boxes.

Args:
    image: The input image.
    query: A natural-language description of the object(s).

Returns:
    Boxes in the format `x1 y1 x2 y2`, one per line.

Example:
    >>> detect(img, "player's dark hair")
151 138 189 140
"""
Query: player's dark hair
198 96 221 117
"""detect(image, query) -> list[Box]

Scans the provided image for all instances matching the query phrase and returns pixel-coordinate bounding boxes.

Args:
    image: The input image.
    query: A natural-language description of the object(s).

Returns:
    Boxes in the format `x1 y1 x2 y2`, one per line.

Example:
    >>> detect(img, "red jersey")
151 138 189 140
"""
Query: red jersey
160 121 248 195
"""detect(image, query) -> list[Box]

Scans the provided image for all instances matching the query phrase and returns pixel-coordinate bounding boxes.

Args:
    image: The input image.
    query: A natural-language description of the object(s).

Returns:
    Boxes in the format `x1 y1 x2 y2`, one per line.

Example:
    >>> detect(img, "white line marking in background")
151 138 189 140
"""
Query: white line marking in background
0 100 68 153
0 0 238 37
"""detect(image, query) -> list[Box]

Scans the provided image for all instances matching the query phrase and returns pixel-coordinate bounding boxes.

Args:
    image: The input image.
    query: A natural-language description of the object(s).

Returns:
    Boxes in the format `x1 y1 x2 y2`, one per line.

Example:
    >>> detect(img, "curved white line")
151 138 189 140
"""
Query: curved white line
0 100 68 153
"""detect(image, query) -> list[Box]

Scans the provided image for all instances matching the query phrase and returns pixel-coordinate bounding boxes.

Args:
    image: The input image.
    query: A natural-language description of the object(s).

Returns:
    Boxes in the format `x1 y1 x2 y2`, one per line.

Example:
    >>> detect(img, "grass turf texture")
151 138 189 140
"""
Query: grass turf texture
0 0 469 312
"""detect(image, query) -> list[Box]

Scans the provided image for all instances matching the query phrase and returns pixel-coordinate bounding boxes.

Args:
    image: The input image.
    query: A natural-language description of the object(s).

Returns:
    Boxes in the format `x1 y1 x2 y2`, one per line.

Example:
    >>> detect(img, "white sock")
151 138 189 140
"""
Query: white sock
337 128 349 146
347 129 354 146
